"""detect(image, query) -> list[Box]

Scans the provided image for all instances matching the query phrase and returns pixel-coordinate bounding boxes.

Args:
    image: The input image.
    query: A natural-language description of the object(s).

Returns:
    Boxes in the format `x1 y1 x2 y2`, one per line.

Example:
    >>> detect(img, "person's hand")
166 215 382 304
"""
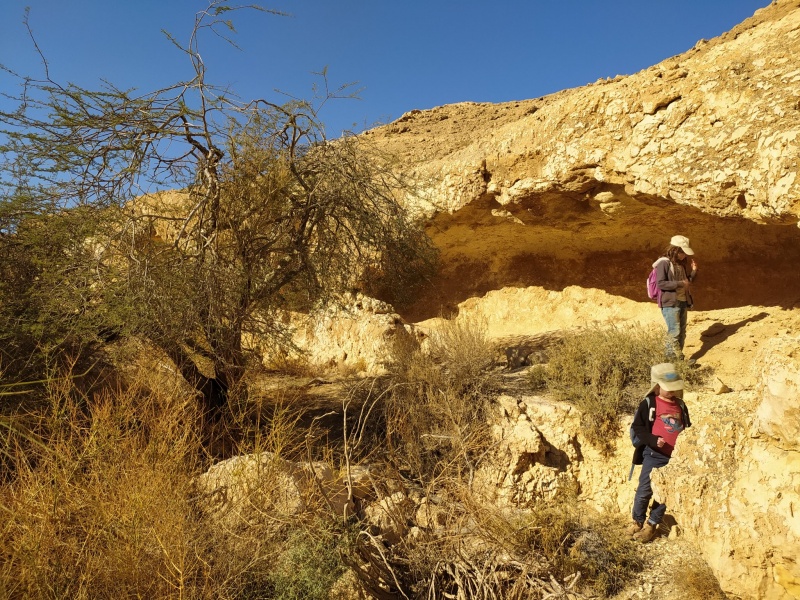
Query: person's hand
689 258 698 272
657 437 665 448
680 279 690 289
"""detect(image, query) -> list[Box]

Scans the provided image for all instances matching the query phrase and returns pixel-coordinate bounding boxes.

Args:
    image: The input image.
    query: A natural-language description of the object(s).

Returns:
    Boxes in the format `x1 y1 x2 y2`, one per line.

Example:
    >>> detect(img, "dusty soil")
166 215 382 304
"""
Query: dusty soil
611 533 727 600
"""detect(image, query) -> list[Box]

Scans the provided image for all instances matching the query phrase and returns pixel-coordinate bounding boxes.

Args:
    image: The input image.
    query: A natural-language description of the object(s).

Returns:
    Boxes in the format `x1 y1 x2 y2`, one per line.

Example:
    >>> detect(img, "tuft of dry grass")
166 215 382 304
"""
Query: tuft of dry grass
675 562 728 599
382 314 499 484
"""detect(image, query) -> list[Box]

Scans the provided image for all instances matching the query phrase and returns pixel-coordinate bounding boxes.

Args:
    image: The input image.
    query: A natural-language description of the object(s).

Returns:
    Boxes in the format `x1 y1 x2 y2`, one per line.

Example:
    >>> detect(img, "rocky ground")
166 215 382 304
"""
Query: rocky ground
612 534 727 600
273 283 800 598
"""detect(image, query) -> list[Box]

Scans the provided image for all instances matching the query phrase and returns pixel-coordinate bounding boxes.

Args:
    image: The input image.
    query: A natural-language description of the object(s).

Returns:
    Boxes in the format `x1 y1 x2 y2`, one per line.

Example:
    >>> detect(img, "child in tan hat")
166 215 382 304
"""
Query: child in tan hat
627 363 692 543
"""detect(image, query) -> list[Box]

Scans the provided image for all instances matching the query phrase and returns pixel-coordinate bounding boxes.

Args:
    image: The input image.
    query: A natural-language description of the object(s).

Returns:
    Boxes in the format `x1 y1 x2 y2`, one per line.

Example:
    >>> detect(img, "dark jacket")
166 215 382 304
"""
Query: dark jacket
655 257 695 309
630 391 692 467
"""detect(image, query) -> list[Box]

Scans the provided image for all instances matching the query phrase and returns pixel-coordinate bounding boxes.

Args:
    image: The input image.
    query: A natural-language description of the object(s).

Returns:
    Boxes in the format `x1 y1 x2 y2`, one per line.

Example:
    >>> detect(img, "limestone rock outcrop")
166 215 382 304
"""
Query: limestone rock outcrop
371 0 800 224
363 0 800 321
264 292 415 374
197 451 355 529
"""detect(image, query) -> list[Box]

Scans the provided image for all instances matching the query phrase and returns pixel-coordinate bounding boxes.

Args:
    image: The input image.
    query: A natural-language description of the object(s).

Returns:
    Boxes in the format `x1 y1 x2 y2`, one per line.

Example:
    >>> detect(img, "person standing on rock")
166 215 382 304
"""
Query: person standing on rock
627 363 691 543
654 235 697 361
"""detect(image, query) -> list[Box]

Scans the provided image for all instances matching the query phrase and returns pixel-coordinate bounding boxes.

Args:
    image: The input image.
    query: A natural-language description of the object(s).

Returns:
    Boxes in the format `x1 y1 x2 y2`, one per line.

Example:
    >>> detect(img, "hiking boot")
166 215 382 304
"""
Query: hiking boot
633 523 657 544
625 521 643 538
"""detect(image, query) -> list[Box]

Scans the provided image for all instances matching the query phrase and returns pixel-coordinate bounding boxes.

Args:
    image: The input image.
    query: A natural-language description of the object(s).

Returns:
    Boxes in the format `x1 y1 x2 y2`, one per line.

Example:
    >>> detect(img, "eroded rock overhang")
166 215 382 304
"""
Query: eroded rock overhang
364 0 800 320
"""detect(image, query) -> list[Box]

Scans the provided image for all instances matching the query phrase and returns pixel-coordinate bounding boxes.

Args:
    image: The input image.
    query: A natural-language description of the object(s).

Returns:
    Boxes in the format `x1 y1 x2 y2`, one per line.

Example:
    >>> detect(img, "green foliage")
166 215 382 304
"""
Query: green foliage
264 525 350 600
0 0 437 410
537 325 666 454
0 205 128 382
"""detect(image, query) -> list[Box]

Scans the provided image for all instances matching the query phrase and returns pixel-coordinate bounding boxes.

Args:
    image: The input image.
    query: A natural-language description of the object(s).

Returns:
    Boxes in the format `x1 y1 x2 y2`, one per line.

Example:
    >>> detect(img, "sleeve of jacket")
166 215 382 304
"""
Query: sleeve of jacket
656 258 680 293
631 396 659 449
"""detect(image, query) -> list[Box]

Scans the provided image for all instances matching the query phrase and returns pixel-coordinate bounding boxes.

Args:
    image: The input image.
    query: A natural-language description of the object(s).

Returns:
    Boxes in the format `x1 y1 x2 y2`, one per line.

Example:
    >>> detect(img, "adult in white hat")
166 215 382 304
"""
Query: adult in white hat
651 235 698 361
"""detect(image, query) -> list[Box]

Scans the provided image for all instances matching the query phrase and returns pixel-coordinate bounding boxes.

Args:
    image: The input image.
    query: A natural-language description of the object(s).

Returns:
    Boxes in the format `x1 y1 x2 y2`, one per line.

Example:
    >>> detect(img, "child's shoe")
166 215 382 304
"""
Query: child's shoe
625 521 643 538
633 523 657 543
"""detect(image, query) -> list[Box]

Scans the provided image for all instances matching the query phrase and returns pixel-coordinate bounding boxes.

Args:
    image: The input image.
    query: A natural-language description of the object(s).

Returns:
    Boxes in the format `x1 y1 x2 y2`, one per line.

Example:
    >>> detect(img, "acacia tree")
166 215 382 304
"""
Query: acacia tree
0 2 436 412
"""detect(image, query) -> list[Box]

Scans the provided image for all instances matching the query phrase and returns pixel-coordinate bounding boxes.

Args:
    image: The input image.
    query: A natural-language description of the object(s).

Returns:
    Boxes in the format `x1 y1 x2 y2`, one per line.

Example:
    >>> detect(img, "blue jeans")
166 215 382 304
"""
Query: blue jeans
661 301 688 359
632 446 671 525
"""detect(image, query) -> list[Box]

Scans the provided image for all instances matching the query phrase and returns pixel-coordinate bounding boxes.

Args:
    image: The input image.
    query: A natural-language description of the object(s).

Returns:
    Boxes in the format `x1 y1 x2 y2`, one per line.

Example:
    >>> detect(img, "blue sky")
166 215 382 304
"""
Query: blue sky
0 0 770 138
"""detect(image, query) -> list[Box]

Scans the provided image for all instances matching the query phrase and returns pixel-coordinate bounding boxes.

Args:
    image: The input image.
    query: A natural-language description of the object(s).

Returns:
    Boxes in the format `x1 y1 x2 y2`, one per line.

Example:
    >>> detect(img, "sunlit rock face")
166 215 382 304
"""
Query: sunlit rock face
648 335 800 600
364 0 800 321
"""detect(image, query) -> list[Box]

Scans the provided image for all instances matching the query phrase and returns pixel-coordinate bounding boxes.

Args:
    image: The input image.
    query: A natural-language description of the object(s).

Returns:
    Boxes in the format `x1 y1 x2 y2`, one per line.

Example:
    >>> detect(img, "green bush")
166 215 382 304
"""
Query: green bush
264 524 350 600
537 325 666 454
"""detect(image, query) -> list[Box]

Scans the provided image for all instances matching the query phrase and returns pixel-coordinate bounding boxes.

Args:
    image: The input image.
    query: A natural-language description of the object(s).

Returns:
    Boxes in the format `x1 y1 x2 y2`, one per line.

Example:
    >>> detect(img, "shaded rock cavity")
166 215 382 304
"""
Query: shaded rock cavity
401 186 800 321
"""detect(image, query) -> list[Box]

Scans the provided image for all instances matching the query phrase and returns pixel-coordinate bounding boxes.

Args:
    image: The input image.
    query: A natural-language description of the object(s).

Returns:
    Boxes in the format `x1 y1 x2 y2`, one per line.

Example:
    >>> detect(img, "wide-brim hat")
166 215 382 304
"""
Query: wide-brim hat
670 235 694 255
648 362 684 394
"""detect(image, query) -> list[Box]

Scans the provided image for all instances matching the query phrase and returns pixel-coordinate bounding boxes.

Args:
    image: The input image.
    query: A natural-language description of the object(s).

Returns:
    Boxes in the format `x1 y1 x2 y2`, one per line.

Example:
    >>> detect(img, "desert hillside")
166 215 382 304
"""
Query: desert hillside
2 1 799 599
359 0 800 322
278 1 800 597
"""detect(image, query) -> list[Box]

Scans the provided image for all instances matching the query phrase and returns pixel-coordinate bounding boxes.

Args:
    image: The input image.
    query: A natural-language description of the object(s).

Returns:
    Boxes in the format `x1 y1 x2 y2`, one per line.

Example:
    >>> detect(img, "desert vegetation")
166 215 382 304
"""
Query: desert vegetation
1 318 663 599
0 2 728 599
528 325 705 455
0 0 436 417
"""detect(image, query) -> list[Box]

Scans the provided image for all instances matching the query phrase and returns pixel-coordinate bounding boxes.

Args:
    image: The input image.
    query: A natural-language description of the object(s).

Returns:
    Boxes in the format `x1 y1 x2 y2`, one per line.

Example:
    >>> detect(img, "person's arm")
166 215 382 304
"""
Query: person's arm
688 258 698 282
656 258 683 293
630 398 659 448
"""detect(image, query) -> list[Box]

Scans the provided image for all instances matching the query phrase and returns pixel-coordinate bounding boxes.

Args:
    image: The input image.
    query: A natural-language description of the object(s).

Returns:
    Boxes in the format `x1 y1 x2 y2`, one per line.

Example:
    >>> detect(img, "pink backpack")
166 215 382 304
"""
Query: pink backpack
646 257 670 302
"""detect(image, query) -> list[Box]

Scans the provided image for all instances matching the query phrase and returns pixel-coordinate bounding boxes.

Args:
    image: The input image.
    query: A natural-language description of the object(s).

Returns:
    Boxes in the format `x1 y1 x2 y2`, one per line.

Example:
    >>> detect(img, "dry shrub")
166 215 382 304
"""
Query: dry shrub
346 485 643 599
0 372 205 599
425 314 497 387
383 314 499 483
470 490 643 597
264 351 317 377
538 325 666 454
674 562 727 599
0 365 351 600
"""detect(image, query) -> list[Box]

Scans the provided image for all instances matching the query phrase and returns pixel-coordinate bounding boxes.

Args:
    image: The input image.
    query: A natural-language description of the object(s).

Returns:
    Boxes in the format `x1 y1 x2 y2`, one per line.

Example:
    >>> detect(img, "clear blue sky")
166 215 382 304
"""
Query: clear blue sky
0 0 770 138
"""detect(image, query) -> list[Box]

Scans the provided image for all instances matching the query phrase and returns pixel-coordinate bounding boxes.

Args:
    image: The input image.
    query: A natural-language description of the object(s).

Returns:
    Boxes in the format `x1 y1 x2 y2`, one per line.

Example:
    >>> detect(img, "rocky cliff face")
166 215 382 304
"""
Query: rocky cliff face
372 0 800 223
457 292 800 600
268 3 800 597
363 0 800 321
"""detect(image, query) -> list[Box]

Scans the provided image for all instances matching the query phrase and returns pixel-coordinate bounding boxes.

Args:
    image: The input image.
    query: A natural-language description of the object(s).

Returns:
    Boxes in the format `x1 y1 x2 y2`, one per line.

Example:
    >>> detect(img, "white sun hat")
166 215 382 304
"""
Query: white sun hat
669 235 694 255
